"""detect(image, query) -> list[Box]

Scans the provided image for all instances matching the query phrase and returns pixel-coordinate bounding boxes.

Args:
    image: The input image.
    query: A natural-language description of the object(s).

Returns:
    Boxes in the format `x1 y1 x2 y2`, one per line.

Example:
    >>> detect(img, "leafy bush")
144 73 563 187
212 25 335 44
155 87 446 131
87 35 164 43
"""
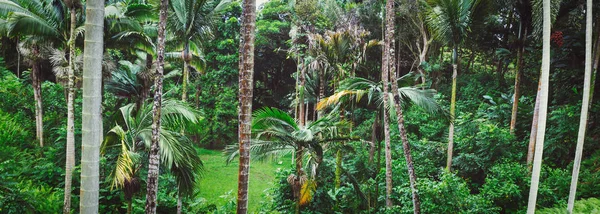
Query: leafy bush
537 198 600 214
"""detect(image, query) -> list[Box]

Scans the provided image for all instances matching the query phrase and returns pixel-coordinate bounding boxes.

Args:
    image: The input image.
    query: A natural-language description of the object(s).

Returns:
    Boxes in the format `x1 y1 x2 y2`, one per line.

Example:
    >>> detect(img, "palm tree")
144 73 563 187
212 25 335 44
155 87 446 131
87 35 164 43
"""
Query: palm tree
226 107 351 212
318 74 448 209
526 0 550 212
567 0 592 212
424 0 480 171
80 0 104 212
236 0 256 211
0 0 73 147
145 0 169 212
63 0 81 212
509 0 532 134
106 59 156 111
307 30 378 117
102 99 202 214
166 0 229 102
385 0 420 210
381 0 394 206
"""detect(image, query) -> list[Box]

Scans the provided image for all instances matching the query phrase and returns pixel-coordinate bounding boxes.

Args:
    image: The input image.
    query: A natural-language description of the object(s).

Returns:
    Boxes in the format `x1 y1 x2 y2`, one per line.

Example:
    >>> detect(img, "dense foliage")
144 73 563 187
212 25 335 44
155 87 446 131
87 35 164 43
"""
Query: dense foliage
0 0 599 213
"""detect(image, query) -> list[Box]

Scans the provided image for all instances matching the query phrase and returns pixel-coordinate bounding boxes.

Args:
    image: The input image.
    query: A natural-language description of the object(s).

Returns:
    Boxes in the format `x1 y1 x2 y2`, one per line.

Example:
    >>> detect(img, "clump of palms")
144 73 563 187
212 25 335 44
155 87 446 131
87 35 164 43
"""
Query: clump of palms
101 98 203 213
318 72 448 118
225 107 351 209
165 0 230 101
423 0 486 170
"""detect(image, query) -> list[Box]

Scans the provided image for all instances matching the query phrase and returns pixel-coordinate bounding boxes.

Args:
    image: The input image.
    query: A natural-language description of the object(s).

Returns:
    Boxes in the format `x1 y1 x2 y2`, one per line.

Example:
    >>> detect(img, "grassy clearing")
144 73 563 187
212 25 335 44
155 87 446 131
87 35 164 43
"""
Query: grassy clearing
196 148 287 212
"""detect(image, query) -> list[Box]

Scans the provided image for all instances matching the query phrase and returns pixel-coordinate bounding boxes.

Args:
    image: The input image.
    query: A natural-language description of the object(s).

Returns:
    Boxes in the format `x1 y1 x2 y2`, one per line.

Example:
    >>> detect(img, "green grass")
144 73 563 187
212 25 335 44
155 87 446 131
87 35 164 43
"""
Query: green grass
196 148 286 213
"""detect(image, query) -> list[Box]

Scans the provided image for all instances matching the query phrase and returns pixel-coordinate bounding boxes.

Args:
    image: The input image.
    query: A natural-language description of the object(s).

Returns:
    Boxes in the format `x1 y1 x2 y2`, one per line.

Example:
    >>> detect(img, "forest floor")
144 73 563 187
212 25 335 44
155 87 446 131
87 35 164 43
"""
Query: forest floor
196 148 284 212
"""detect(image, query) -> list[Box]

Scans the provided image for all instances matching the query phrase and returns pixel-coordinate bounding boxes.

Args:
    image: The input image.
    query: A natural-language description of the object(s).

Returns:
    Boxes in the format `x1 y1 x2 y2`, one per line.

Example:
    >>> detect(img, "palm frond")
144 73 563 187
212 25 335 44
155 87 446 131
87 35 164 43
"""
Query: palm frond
6 11 61 39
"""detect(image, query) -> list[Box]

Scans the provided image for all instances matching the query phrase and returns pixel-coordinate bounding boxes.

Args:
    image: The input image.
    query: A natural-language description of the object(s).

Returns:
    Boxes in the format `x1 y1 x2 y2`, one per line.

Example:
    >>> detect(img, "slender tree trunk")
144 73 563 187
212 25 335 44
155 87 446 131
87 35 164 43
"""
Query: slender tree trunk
510 26 527 134
80 0 104 212
567 1 592 212
145 0 168 212
447 47 458 170
298 65 306 126
236 0 256 212
182 42 190 102
177 191 182 214
382 1 393 207
369 115 378 165
293 147 304 214
526 0 550 212
387 10 421 212
16 38 20 78
590 20 600 105
418 18 429 86
318 70 325 119
527 77 541 170
63 7 77 214
32 59 44 147
127 199 132 214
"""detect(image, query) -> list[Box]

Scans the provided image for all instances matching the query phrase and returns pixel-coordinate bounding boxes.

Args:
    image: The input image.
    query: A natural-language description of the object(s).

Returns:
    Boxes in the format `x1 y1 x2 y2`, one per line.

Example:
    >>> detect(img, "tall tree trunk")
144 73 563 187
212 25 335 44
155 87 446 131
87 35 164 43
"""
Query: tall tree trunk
417 16 429 86
145 0 168 212
298 65 306 126
293 147 304 214
510 25 527 134
31 58 44 147
387 8 421 212
447 47 458 170
236 0 256 212
590 19 600 105
567 1 592 212
80 0 104 212
127 199 132 214
16 38 20 78
63 6 77 214
369 115 378 165
382 1 393 207
526 0 550 212
177 191 182 214
527 78 541 169
182 41 190 102
318 70 325 119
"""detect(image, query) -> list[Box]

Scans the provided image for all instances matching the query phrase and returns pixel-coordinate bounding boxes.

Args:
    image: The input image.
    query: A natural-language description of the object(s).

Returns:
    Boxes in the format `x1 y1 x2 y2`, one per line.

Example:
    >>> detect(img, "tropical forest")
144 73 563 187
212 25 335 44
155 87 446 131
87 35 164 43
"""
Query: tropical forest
0 0 599 213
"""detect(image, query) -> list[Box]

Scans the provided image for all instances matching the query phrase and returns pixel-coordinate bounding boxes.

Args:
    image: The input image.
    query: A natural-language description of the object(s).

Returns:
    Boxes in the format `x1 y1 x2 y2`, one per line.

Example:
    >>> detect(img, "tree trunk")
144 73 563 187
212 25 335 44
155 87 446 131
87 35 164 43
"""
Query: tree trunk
526 0 550 212
182 41 190 102
387 9 421 212
510 26 527 134
589 18 600 105
318 70 325 119
447 47 458 171
177 191 182 214
145 0 168 212
369 115 378 165
80 0 104 212
418 17 429 86
293 147 304 214
567 1 592 212
31 59 44 147
236 0 256 212
298 65 306 126
63 7 77 214
382 0 394 207
127 199 132 214
527 78 541 169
